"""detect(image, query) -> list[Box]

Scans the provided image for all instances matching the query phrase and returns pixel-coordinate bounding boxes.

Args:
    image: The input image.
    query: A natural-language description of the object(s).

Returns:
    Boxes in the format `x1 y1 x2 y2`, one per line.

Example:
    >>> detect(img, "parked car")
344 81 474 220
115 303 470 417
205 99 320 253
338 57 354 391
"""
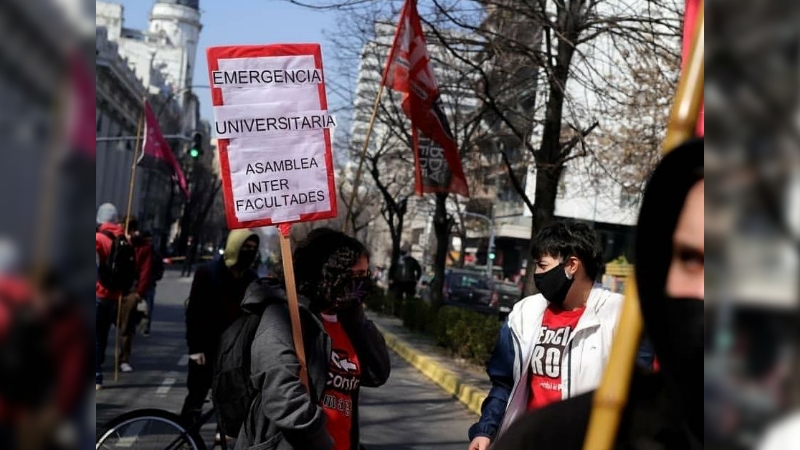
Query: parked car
440 269 523 319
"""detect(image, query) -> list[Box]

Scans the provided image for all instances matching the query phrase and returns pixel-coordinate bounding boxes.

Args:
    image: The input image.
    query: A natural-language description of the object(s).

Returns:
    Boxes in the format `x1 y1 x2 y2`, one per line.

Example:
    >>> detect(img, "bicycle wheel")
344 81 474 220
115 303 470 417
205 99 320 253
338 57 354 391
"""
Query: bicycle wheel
96 409 207 450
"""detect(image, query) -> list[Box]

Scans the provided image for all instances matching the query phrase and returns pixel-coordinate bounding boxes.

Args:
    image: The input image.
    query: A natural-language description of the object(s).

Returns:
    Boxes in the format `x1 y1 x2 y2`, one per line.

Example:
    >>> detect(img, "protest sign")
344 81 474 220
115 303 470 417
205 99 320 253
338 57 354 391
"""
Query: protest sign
206 44 338 229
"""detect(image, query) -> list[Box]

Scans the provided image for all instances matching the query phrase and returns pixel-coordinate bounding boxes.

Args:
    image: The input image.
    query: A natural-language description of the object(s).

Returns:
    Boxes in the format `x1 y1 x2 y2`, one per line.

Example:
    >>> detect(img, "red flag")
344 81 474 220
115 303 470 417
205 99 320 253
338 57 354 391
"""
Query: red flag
683 0 704 136
139 101 189 197
383 0 469 197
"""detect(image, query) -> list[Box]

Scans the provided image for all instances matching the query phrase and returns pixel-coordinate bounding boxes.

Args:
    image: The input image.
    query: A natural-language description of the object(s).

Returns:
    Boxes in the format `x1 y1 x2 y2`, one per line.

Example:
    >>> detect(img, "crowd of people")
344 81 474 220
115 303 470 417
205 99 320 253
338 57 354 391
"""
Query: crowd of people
94 139 705 449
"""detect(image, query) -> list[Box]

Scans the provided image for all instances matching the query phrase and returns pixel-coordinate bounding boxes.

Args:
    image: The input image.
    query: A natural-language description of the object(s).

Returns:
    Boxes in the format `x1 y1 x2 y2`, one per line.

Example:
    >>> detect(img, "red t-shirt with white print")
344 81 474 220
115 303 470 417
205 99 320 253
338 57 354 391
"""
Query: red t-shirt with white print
320 313 361 450
527 304 585 411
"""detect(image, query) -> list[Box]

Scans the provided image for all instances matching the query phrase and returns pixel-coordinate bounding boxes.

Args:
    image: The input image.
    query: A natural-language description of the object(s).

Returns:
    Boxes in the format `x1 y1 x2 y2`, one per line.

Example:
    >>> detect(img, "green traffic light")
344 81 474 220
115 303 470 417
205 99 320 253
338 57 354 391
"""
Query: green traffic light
488 253 496 260
189 148 200 158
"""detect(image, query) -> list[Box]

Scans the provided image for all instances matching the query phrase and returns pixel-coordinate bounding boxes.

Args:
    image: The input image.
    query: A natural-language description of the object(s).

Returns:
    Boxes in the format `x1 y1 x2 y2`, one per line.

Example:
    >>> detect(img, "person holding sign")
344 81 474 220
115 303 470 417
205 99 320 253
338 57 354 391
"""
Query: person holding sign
236 228 390 450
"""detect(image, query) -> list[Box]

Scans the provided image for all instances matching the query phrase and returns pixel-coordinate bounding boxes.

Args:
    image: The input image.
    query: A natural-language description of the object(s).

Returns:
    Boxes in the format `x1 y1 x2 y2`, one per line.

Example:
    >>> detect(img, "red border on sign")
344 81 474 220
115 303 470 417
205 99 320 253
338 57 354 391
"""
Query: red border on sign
206 44 338 229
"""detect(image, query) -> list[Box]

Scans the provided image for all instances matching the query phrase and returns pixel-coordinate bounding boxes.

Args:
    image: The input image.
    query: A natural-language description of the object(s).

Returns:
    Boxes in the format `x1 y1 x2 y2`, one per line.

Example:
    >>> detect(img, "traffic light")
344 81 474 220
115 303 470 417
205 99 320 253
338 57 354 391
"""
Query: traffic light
189 133 203 158
488 252 496 260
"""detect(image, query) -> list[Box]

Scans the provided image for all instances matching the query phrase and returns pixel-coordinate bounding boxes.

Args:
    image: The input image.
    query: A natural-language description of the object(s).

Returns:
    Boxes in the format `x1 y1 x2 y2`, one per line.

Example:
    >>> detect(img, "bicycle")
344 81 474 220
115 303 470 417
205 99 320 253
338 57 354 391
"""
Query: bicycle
96 406 230 450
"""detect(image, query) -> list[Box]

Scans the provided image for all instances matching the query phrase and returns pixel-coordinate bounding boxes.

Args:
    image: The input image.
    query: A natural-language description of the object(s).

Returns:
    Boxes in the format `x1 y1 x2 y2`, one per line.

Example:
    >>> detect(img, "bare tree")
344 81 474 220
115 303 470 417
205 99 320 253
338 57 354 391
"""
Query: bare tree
287 0 682 294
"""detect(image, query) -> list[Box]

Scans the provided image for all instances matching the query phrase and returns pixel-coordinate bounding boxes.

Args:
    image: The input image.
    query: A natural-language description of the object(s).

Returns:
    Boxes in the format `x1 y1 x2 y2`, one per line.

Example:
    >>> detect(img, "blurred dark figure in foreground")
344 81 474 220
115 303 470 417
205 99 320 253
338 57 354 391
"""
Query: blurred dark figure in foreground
180 230 260 425
0 272 91 450
182 236 199 278
492 139 704 450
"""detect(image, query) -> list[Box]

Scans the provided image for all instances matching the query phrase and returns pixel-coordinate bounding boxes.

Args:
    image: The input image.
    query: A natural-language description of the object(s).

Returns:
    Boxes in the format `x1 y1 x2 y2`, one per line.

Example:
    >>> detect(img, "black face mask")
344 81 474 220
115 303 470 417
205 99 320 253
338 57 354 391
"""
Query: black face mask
659 296 704 439
533 263 574 307
237 249 258 269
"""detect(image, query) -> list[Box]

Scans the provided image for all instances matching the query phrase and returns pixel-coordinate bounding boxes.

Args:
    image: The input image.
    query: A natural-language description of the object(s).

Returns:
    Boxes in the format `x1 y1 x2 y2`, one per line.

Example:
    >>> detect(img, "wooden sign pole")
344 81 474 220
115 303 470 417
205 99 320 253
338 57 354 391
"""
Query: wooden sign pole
278 224 309 390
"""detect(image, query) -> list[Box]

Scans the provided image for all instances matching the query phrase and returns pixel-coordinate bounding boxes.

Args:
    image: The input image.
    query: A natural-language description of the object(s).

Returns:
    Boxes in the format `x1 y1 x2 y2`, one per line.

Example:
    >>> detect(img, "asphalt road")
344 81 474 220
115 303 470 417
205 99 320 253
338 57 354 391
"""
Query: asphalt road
95 270 477 450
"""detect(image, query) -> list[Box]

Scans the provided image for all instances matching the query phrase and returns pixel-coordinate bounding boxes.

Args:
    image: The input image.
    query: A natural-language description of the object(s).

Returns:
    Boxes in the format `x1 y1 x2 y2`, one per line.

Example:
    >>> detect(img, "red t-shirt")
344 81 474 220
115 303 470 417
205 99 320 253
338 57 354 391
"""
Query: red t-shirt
527 305 585 411
321 313 361 450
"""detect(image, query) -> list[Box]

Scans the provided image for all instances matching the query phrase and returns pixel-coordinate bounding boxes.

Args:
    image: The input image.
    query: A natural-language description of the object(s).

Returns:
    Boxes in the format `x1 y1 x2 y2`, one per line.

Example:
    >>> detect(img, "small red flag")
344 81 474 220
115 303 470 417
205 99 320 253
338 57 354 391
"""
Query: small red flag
683 0 704 136
383 0 469 197
139 101 189 197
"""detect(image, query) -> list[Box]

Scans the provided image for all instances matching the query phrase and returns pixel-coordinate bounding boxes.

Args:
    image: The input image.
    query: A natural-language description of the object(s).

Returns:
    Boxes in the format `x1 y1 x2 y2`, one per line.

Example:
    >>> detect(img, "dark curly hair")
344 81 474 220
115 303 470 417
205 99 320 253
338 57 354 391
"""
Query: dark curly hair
291 228 368 309
531 220 603 281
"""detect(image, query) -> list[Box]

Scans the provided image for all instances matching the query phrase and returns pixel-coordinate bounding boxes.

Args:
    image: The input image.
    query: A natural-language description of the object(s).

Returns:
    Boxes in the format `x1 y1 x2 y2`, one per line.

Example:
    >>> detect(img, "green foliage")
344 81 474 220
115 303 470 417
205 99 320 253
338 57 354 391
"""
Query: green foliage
433 306 502 365
367 293 503 366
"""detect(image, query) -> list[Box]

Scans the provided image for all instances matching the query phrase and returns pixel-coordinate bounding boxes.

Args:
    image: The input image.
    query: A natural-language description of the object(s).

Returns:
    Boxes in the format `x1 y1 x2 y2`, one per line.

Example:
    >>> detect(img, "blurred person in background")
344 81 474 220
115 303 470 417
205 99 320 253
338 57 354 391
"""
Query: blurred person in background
180 230 260 425
467 220 624 450
389 247 421 300
182 235 199 278
139 230 165 337
491 139 703 450
236 228 390 450
95 203 138 390
117 216 152 373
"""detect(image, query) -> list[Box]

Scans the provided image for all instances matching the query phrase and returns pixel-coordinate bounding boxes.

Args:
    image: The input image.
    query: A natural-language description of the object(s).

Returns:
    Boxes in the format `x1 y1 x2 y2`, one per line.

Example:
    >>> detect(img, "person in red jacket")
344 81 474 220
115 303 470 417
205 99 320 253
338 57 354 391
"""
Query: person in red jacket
95 203 139 390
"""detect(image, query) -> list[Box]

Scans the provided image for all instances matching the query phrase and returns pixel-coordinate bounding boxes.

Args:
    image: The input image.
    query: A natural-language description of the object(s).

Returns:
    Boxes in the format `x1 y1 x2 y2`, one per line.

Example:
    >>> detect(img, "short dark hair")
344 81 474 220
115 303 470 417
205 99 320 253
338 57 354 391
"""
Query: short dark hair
531 220 603 280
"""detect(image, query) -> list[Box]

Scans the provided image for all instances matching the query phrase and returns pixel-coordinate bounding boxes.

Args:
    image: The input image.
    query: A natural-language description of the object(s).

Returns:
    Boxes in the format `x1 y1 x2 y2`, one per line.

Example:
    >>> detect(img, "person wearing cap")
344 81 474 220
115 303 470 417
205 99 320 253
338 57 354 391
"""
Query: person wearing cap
491 139 704 450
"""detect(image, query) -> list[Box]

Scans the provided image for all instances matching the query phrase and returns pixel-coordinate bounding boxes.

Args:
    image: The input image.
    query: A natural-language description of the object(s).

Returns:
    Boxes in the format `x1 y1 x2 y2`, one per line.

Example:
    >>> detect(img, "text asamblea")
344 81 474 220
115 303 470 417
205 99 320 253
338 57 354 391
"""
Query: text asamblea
216 114 336 135
245 157 319 175
212 68 322 86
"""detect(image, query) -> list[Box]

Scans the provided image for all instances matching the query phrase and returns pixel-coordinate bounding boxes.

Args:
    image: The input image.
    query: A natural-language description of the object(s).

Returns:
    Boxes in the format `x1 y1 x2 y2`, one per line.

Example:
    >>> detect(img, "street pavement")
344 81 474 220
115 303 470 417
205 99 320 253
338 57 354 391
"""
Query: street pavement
96 270 477 450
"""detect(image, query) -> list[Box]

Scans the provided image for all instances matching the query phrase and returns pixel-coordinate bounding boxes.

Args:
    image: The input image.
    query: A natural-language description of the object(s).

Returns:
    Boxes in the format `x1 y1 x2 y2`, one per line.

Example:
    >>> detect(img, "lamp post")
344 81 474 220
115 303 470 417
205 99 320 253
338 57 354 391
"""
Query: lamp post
462 211 496 278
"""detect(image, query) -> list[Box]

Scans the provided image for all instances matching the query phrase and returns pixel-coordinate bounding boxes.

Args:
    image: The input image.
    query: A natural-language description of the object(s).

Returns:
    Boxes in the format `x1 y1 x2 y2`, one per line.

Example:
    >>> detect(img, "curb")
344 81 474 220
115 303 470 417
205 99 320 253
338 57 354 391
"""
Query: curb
375 323 487 416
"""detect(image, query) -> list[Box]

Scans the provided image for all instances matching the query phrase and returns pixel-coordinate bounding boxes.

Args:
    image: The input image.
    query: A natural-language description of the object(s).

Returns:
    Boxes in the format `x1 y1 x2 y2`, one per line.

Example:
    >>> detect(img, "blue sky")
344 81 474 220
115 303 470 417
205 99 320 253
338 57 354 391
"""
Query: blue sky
119 0 345 122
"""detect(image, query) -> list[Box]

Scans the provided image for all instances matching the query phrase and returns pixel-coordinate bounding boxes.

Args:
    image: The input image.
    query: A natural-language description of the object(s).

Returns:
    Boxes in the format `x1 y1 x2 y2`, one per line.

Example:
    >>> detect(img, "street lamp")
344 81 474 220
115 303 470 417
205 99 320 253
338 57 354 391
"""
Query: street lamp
462 211 496 278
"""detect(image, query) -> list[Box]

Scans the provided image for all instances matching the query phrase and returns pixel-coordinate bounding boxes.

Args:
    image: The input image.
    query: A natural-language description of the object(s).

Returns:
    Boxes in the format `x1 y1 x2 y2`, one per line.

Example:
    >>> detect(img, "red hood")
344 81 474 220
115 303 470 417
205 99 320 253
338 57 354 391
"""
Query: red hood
97 222 124 236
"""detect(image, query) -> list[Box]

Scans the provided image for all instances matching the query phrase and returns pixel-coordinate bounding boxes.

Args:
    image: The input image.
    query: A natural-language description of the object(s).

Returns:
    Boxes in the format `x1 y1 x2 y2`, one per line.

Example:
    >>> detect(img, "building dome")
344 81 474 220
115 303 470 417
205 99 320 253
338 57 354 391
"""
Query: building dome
156 0 199 10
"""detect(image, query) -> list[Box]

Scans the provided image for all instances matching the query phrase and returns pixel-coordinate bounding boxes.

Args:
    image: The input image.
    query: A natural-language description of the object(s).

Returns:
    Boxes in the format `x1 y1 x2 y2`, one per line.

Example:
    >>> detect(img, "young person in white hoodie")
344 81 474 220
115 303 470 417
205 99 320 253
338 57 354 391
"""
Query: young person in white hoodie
467 219 624 450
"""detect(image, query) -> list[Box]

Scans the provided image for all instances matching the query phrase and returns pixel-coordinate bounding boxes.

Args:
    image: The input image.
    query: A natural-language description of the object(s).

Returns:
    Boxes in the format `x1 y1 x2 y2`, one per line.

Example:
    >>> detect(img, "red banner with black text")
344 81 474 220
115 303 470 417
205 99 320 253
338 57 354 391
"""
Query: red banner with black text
382 0 469 197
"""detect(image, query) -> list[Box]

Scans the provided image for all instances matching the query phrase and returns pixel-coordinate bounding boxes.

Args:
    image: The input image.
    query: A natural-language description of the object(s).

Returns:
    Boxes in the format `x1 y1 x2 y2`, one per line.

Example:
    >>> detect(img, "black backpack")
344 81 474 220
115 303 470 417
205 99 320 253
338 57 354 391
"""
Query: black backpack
211 308 263 437
97 230 137 292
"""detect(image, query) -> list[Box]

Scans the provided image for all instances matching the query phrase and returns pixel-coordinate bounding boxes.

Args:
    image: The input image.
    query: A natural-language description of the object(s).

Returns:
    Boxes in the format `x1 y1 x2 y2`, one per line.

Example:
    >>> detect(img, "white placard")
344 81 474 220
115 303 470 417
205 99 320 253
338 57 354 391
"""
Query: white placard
207 45 337 225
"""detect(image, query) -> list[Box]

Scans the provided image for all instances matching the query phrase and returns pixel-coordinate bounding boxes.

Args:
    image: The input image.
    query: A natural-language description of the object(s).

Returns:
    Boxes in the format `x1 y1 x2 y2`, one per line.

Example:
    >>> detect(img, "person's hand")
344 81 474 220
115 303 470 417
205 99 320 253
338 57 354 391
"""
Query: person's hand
468 436 491 450
124 292 142 304
189 353 206 365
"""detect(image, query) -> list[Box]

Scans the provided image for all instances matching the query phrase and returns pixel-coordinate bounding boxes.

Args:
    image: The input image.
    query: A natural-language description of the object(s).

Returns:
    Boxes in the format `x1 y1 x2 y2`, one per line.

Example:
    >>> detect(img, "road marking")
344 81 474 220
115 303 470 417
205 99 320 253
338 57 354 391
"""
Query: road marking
177 355 189 366
114 420 146 447
424 403 447 411
156 371 180 396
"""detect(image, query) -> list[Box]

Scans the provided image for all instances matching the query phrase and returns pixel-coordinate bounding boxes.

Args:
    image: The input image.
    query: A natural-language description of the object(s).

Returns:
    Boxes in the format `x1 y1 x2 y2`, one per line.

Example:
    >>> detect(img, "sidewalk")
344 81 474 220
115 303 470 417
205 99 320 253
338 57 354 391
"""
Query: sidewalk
367 311 491 415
